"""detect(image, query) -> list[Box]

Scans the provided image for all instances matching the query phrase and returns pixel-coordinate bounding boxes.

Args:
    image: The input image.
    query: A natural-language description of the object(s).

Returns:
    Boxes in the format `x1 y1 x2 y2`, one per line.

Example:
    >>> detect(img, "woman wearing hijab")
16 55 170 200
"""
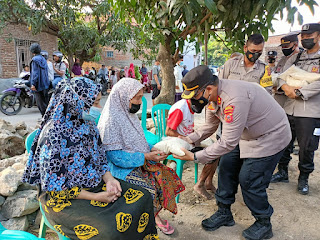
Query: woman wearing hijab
98 78 185 235
22 77 158 240
128 63 136 79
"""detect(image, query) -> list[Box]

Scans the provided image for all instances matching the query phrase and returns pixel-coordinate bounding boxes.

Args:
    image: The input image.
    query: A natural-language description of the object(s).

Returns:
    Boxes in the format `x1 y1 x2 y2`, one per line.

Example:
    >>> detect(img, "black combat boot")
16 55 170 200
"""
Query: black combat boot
270 166 288 183
242 217 273 240
201 202 235 231
298 173 309 195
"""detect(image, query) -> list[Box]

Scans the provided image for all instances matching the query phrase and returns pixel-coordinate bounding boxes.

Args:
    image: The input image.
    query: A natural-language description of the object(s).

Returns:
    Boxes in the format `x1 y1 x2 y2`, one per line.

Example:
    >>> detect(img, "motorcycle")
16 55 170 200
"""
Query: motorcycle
0 79 36 115
95 74 110 96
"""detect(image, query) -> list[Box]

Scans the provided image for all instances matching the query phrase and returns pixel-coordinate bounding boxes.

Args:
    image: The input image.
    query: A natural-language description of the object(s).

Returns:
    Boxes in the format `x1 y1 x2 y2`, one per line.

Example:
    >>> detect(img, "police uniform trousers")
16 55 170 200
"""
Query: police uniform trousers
278 115 320 174
215 145 285 218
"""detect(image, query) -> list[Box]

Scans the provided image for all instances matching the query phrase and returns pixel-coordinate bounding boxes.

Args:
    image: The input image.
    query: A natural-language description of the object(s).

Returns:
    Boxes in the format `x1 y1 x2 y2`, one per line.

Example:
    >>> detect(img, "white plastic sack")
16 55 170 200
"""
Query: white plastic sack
154 137 193 156
278 65 320 87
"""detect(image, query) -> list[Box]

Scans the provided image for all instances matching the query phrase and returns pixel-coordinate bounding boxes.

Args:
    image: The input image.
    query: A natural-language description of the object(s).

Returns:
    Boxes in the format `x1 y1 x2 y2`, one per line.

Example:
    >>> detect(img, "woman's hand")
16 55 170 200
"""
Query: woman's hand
93 191 119 203
145 150 168 162
103 172 122 196
172 148 195 161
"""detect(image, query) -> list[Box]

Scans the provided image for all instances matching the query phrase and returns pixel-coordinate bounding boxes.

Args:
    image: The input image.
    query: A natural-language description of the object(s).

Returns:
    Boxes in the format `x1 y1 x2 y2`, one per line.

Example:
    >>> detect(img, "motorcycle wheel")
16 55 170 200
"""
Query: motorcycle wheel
0 91 24 115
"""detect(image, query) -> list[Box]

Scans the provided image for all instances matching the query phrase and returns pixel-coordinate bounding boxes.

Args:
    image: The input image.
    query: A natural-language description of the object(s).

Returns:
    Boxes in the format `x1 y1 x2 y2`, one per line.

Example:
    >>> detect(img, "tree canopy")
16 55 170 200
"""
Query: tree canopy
109 0 318 104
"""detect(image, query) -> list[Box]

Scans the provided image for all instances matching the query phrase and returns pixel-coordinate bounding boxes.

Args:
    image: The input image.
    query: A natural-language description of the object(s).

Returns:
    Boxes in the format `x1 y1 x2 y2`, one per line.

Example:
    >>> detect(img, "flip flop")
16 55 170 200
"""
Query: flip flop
156 220 175 235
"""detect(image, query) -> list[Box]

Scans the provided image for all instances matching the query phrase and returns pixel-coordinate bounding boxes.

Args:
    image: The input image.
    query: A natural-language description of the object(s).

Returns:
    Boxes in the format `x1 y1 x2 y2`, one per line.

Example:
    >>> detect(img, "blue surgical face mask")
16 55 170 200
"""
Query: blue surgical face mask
82 106 102 122
179 61 184 66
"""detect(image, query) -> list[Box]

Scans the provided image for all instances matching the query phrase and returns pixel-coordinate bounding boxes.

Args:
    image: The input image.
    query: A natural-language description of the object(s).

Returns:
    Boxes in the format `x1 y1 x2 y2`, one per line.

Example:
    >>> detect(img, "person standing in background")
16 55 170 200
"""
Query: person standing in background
29 43 50 116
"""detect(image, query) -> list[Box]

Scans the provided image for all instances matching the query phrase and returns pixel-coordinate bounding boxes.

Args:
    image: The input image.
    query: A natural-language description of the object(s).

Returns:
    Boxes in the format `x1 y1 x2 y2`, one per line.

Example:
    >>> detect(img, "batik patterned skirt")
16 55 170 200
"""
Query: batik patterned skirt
39 179 159 240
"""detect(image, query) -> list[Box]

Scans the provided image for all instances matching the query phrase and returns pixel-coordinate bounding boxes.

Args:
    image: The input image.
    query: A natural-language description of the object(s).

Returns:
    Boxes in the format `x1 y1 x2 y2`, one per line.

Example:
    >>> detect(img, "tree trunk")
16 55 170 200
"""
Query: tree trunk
155 36 176 105
67 53 74 74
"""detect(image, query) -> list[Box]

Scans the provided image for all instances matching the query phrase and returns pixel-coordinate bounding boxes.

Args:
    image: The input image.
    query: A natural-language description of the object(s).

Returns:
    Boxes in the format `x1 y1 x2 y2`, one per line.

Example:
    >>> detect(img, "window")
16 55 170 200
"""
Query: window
106 51 114 58
15 39 38 75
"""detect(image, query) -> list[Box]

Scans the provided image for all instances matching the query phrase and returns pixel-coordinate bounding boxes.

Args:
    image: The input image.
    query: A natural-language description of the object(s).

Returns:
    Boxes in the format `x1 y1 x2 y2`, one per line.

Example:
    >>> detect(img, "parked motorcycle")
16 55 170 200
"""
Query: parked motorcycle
83 73 110 96
95 74 110 96
0 79 36 115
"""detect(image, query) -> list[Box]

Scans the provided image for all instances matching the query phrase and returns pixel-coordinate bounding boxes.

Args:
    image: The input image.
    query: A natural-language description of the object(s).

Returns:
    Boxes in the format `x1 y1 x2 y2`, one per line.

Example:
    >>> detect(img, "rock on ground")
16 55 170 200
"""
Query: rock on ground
0 216 29 231
0 167 21 197
1 190 39 218
0 129 25 159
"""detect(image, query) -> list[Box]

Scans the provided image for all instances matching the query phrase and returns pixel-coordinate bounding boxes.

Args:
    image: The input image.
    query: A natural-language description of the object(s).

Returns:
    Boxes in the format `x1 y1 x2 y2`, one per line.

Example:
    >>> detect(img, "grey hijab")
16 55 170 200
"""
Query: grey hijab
98 78 150 153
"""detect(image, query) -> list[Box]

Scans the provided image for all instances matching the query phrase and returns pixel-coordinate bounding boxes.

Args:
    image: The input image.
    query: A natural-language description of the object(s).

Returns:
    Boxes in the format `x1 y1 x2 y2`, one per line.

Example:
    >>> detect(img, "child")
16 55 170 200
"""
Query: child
82 92 102 122
166 99 218 200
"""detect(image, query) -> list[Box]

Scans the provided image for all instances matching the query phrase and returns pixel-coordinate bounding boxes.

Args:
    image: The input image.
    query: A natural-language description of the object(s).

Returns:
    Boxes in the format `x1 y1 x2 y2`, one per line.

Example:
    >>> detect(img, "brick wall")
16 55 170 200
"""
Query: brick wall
82 44 147 71
0 23 58 78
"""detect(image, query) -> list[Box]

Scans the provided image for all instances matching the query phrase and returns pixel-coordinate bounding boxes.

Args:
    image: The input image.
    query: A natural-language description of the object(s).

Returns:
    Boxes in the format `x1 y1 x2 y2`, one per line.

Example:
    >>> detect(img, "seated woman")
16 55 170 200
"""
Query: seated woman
97 78 185 235
22 77 158 240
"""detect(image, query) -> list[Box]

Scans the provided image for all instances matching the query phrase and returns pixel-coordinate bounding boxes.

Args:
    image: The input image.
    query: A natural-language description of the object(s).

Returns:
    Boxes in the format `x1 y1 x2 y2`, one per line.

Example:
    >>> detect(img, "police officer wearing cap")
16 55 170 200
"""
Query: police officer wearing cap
273 32 301 107
267 50 277 71
271 23 320 195
173 65 291 240
219 33 273 94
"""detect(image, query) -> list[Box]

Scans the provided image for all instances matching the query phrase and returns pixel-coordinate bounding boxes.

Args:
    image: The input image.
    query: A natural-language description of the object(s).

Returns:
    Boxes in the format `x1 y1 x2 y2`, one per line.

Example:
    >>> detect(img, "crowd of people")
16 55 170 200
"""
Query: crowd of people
21 22 320 240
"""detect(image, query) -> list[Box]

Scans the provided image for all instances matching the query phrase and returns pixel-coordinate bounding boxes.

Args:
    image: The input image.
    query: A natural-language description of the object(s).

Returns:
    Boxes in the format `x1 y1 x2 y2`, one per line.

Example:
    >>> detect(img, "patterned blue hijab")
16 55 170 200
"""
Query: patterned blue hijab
22 77 109 191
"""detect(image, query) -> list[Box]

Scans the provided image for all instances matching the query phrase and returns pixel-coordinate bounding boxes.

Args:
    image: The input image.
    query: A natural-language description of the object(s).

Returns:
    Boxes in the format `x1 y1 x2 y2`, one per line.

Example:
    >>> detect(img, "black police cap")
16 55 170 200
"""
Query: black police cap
301 23 320 34
267 51 277 57
181 65 217 99
280 32 299 46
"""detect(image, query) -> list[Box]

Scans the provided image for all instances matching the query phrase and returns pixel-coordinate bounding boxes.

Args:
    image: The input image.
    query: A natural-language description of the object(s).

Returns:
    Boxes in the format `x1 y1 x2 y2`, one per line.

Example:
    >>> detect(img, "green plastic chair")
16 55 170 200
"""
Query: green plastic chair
38 204 70 240
25 129 39 153
0 222 44 239
151 104 198 203
141 96 158 145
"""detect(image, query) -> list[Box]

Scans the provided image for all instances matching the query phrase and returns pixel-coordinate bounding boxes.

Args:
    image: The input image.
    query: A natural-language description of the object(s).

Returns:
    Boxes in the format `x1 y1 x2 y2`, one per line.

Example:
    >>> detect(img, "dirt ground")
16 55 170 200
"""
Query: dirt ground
27 113 320 240
30 151 320 240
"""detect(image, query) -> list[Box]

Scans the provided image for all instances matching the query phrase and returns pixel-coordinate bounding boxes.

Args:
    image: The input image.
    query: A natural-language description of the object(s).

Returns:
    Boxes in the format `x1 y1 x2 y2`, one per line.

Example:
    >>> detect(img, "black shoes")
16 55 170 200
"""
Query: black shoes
202 203 235 231
270 168 289 183
242 218 273 240
298 175 309 195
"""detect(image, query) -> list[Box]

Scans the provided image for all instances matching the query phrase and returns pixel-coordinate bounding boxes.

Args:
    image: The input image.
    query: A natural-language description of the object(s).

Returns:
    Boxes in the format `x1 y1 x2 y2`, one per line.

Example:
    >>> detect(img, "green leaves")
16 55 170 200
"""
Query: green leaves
204 0 217 13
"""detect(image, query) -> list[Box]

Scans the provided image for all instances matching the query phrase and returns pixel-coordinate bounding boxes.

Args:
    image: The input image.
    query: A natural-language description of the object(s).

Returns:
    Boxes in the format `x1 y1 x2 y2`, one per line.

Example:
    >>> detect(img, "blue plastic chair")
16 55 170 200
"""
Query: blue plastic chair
151 104 198 203
141 96 158 145
0 222 44 239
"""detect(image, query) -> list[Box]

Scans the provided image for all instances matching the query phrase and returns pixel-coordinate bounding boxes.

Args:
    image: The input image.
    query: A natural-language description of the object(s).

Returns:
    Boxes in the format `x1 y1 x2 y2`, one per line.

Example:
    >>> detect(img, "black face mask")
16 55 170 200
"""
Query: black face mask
268 57 276 63
282 46 295 56
245 50 262 63
129 103 141 113
301 38 316 50
191 91 209 114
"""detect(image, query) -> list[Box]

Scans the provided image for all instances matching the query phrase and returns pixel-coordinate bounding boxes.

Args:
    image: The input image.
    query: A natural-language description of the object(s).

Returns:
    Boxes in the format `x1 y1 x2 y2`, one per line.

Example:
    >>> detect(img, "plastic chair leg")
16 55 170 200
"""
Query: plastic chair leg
38 216 47 238
194 163 198 184
175 161 185 203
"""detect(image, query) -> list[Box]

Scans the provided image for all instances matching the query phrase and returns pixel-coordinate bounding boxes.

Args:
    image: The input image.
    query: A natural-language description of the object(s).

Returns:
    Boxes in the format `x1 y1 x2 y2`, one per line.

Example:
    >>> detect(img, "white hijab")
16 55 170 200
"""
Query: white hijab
98 78 150 153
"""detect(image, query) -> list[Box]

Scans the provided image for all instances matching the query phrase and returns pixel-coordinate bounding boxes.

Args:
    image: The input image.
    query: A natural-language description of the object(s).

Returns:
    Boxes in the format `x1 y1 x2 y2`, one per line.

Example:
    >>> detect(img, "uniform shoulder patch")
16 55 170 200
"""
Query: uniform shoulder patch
223 105 234 123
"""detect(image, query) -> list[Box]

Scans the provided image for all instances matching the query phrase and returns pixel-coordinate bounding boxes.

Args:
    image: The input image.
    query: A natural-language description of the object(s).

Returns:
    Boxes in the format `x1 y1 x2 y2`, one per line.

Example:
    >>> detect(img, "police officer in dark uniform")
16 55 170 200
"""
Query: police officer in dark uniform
271 23 320 195
267 50 277 71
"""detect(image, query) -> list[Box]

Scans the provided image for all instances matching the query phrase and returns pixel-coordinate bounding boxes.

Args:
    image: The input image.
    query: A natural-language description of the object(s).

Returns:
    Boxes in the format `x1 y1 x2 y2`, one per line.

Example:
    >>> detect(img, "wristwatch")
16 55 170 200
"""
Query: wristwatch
295 89 302 97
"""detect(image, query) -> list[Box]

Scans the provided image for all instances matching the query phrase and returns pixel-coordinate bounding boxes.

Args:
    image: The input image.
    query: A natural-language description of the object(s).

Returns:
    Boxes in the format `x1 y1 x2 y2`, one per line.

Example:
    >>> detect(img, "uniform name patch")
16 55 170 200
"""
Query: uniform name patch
224 105 234 123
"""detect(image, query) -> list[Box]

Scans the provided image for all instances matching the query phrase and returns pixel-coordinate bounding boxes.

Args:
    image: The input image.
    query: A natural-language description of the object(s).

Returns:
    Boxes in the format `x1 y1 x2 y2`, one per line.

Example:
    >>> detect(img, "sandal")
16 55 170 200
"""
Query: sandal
156 220 175 235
